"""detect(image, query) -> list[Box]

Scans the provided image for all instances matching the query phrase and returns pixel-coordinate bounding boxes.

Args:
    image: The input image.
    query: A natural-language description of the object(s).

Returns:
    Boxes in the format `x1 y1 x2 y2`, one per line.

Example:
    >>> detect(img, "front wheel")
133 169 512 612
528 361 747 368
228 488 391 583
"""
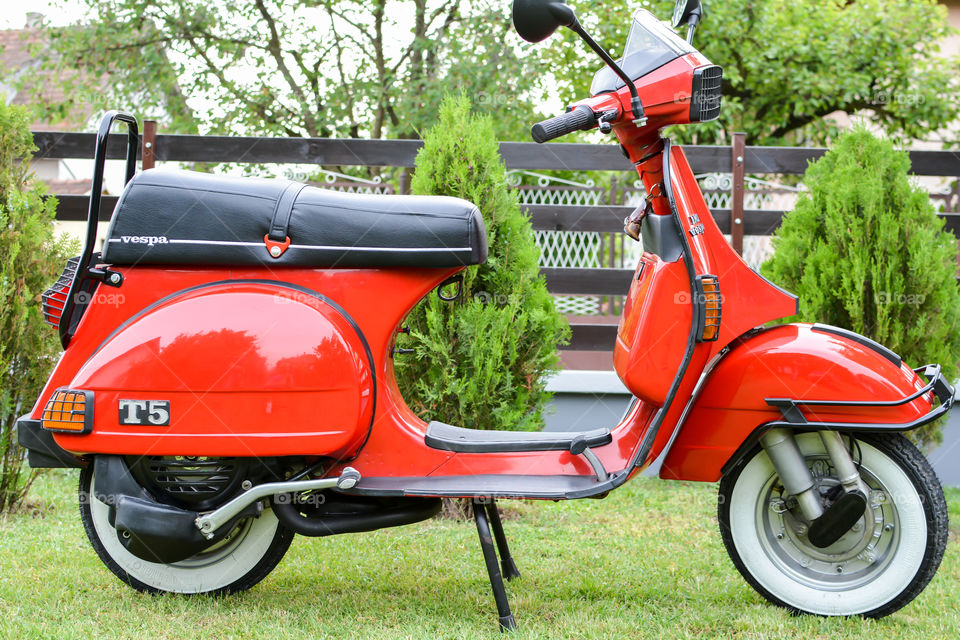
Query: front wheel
79 464 294 595
718 432 948 617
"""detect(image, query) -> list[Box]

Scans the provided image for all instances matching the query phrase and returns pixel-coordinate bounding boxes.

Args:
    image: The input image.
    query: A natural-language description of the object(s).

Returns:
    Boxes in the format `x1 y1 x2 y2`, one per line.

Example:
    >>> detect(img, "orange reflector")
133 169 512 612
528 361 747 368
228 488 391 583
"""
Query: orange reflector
697 275 722 342
41 389 93 434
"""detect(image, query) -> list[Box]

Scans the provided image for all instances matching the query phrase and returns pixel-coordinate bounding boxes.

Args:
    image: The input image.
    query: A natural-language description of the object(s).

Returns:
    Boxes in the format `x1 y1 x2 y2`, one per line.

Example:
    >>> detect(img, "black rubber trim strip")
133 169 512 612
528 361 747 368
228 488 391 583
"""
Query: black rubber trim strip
811 323 901 367
627 139 703 470
79 279 377 460
425 421 611 453
16 417 86 468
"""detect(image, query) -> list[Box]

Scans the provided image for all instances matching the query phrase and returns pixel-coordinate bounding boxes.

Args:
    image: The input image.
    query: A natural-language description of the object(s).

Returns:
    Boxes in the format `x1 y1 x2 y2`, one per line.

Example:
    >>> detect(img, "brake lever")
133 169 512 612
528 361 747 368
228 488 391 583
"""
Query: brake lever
597 109 620 134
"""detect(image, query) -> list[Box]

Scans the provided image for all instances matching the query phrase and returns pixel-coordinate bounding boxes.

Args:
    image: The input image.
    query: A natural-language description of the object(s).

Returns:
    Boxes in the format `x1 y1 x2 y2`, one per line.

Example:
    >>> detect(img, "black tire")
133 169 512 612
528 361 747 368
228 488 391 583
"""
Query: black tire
718 432 948 617
79 463 294 595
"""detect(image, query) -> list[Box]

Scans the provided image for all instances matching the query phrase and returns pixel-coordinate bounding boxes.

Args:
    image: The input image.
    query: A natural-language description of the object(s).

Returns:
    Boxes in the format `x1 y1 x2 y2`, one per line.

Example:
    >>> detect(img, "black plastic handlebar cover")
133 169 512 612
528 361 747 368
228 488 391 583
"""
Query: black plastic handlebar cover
531 105 597 143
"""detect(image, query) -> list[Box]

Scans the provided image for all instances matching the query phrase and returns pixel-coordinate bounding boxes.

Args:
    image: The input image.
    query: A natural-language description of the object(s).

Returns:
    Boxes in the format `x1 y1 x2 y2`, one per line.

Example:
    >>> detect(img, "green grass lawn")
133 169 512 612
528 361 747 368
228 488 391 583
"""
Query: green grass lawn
1 470 958 640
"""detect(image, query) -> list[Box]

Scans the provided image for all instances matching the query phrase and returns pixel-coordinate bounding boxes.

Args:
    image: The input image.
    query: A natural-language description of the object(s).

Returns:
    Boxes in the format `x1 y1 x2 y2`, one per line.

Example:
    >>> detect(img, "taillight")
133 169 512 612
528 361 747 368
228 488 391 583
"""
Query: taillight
41 257 79 328
41 388 94 434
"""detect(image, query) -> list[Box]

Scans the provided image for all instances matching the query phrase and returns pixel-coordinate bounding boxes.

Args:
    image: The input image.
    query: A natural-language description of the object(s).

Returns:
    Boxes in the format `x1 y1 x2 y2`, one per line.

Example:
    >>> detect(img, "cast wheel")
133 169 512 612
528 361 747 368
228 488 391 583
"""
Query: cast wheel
718 432 947 617
79 463 294 595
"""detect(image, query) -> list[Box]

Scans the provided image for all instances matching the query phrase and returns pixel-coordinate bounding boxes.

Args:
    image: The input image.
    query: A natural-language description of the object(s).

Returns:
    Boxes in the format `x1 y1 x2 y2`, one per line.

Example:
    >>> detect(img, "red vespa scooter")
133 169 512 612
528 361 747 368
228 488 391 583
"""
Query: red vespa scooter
18 0 952 630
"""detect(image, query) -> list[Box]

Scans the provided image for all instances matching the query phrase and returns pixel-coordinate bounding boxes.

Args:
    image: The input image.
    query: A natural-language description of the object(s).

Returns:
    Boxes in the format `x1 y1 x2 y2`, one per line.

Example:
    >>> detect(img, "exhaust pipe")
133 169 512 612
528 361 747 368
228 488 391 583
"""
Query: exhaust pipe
270 492 441 537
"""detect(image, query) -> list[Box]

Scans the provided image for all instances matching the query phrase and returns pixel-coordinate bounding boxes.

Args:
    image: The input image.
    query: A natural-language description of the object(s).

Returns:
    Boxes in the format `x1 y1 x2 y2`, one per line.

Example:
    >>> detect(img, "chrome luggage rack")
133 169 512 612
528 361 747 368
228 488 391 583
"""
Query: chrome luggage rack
765 364 954 432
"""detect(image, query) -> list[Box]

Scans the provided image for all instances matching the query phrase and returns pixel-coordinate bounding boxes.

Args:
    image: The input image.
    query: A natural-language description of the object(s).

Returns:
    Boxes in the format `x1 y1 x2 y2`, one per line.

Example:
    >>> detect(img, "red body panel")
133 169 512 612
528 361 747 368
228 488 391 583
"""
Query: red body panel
63 282 374 457
659 324 933 482
613 254 691 405
37 266 457 460
609 144 801 469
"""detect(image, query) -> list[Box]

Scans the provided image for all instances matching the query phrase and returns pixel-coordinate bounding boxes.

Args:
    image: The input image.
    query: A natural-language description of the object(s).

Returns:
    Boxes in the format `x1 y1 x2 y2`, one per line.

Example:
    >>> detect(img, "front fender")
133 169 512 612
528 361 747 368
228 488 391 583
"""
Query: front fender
660 323 944 482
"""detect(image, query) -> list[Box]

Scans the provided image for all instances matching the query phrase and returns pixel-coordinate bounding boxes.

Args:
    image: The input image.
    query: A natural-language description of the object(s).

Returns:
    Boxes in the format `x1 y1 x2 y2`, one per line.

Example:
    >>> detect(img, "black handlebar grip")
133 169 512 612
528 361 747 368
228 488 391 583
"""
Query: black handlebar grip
531 105 597 144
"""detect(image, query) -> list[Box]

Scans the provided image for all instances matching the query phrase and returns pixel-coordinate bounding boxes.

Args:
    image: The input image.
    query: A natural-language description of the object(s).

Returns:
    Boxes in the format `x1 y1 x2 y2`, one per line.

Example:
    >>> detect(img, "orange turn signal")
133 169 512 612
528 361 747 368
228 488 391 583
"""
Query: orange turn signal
697 275 722 342
41 389 93 434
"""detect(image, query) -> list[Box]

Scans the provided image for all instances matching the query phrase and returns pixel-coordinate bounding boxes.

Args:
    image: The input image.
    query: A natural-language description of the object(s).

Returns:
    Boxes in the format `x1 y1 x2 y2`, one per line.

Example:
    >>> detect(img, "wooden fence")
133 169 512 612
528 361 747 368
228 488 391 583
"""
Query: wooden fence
33 130 960 352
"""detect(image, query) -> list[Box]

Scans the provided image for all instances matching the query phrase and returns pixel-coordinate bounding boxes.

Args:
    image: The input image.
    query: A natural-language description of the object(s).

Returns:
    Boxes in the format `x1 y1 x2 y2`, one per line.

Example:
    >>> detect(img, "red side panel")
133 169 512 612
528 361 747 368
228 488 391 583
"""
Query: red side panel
58 282 374 457
613 254 692 405
660 324 932 482
36 265 458 459
667 146 798 361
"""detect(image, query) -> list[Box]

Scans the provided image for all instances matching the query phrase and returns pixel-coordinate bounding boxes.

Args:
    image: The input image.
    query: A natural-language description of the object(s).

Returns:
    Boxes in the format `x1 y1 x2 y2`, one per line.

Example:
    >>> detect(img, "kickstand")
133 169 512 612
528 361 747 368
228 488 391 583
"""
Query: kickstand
473 498 518 632
486 499 520 580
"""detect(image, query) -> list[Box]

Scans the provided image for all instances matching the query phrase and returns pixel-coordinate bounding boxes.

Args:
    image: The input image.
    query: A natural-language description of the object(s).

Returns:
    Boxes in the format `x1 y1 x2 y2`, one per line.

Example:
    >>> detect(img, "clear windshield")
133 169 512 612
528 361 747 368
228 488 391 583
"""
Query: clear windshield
590 9 695 96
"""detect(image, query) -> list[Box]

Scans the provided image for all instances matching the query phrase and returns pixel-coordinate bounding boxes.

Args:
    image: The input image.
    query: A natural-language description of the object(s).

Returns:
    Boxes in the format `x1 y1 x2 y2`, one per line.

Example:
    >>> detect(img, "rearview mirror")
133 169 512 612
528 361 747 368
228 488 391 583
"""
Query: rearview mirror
672 0 703 29
512 0 578 43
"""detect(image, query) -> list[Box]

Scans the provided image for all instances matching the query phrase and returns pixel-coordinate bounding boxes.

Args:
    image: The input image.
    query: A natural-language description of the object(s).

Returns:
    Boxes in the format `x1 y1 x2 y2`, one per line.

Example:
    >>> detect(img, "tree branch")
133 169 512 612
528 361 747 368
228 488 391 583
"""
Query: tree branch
253 0 320 136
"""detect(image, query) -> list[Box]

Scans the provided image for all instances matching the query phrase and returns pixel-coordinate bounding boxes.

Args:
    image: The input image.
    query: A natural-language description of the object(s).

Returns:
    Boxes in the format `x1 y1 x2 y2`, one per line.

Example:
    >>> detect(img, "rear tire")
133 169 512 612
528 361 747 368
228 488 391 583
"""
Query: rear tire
79 463 294 595
718 432 947 617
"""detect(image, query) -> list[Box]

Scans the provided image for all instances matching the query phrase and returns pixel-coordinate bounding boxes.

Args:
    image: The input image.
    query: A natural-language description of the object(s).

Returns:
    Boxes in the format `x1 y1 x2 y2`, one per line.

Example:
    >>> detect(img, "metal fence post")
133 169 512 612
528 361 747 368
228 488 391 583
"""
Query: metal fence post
731 133 746 256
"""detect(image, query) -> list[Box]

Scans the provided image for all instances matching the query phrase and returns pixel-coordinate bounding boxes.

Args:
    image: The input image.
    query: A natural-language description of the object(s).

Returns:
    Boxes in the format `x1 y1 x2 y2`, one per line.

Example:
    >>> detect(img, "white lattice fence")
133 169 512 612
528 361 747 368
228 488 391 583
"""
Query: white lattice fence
301 168 396 195
513 172 607 315
696 173 802 270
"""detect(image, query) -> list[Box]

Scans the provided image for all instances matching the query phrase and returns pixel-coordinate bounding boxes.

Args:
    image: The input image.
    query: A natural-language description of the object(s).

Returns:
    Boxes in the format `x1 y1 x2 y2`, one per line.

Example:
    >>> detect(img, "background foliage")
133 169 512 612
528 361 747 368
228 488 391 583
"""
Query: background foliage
0 100 77 513
761 128 960 447
30 0 540 140
542 0 960 146
12 0 956 146
395 95 568 433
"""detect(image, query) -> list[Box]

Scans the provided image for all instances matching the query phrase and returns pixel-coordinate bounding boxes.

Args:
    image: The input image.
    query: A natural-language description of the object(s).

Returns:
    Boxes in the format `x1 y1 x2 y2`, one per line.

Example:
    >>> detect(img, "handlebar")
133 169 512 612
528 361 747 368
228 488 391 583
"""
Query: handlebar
531 105 597 143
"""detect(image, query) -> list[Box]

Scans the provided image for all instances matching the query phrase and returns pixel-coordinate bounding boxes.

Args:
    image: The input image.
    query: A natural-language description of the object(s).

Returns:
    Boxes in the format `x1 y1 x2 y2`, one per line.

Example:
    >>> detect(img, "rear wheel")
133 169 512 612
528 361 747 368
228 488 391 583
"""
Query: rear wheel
79 461 294 595
718 432 947 617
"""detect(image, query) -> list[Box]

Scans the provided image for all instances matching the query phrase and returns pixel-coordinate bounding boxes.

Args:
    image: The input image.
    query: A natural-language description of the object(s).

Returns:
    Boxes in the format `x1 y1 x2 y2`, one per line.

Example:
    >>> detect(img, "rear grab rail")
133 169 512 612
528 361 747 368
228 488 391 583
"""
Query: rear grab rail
59 111 139 348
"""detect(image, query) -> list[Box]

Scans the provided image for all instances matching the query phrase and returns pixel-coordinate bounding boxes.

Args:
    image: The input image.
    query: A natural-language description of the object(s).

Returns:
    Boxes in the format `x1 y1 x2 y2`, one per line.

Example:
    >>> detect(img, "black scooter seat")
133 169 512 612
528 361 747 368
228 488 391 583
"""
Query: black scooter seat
101 169 488 268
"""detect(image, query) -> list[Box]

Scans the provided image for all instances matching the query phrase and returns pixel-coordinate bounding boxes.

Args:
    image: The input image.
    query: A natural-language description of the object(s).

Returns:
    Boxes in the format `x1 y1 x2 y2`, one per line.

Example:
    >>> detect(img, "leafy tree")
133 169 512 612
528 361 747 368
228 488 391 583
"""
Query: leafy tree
540 0 959 146
761 128 960 447
22 1 957 148
0 100 78 513
29 0 540 139
395 95 569 433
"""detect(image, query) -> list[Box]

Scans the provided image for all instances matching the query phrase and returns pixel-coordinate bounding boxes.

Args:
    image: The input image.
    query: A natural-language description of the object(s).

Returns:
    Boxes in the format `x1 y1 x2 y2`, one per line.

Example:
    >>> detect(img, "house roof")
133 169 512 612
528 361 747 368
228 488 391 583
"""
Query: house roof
0 24 100 131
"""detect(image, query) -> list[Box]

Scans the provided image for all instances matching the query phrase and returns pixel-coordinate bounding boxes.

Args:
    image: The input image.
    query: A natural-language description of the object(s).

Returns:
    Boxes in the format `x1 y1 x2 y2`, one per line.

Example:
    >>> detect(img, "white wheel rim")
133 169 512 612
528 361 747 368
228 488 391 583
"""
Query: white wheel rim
729 433 927 615
87 475 281 594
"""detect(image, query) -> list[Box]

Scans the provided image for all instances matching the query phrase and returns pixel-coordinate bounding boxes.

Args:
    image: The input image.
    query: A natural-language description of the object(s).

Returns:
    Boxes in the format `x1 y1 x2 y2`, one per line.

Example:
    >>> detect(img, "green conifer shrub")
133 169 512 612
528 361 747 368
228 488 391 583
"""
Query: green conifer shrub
395 95 569 433
762 128 960 447
0 100 78 512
